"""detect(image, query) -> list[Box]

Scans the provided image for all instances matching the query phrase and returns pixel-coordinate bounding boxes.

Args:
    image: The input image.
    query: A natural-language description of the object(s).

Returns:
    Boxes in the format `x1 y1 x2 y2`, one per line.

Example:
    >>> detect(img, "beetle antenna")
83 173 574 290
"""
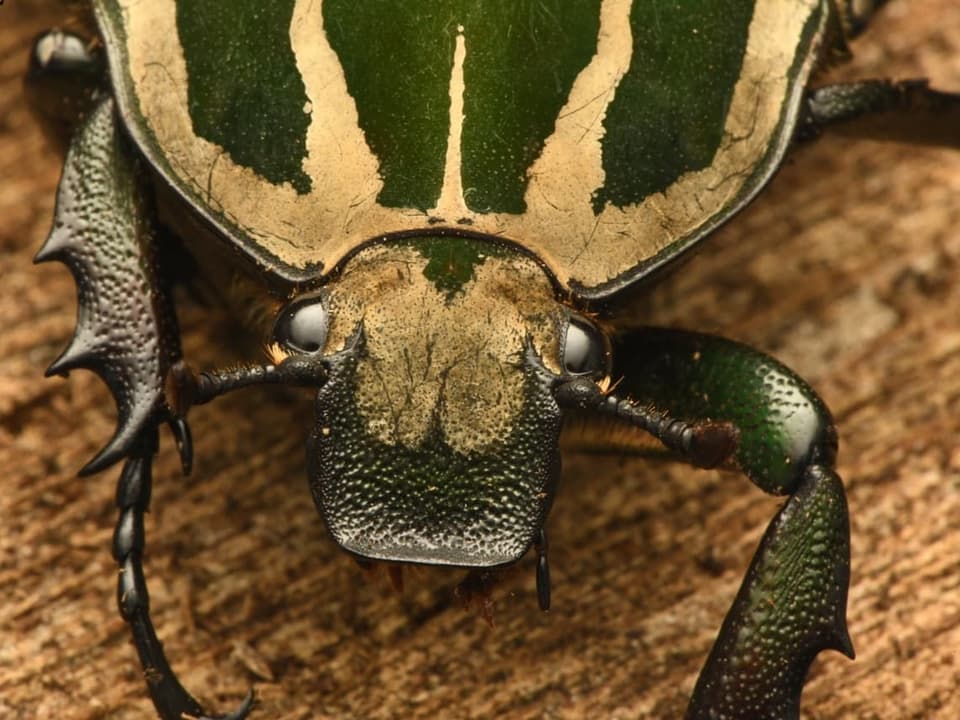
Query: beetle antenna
167 357 327 415
554 377 738 469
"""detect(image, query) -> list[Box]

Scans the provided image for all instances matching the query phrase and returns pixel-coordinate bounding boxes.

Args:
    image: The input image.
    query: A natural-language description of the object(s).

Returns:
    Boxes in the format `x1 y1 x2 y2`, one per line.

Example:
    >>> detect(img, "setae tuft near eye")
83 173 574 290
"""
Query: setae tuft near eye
562 315 610 378
273 293 328 355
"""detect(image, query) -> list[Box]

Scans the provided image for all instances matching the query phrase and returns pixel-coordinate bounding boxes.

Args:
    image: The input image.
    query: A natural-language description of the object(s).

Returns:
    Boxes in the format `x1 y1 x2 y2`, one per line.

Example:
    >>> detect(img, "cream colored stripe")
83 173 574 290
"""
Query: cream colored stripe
292 0 382 216
122 0 329 259
432 25 468 218
120 0 394 269
117 0 823 291
524 0 634 216
503 0 824 287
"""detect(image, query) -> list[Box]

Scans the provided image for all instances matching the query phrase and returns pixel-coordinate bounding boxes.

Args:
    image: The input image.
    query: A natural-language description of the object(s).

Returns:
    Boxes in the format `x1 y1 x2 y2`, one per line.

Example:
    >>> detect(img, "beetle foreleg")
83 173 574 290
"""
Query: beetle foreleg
113 425 255 720
39 95 257 719
167 356 328 416
685 464 852 720
35 97 180 474
575 328 852 719
165 415 193 476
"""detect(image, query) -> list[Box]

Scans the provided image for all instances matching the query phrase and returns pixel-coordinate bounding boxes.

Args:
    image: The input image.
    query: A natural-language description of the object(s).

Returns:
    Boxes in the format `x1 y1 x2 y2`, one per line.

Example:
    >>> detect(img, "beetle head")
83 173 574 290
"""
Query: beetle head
271 238 609 568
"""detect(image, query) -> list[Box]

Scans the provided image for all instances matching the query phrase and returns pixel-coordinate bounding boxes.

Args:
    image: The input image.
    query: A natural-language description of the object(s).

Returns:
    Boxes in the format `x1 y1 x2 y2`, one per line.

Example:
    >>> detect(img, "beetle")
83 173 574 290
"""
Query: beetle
22 1 960 718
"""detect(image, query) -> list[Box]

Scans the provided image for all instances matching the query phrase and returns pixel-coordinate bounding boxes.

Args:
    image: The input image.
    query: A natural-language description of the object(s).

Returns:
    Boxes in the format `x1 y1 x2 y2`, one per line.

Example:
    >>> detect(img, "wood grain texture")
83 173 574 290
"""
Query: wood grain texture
1 2 958 718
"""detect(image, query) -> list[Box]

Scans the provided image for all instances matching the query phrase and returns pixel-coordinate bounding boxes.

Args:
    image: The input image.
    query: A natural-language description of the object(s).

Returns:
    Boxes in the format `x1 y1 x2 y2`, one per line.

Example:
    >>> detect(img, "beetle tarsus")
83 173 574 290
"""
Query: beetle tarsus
194 690 256 720
114 425 254 720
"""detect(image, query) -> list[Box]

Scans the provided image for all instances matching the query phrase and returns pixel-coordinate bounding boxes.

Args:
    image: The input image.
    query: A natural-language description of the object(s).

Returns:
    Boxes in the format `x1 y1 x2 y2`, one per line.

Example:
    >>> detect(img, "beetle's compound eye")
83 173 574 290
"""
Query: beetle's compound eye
273 293 328 355
562 315 610 378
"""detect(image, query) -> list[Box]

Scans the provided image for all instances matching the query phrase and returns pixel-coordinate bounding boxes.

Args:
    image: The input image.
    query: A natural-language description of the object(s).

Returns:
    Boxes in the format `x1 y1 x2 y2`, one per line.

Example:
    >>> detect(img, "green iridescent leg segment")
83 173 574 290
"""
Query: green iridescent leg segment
685 464 851 719
611 328 852 719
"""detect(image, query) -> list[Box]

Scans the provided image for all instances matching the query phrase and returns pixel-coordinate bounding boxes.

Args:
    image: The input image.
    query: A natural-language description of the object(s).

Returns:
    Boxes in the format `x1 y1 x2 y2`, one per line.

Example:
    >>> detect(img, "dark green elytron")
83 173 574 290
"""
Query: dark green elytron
25 1 960 718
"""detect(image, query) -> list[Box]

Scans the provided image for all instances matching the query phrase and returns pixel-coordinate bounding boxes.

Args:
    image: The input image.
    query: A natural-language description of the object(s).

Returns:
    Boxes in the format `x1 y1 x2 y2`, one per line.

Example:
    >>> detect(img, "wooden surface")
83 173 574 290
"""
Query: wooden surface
2 2 959 718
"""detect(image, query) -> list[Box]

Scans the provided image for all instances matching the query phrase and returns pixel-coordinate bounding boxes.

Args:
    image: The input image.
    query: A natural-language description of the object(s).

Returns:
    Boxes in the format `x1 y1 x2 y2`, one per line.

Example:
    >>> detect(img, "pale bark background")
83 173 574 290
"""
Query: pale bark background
1 2 959 718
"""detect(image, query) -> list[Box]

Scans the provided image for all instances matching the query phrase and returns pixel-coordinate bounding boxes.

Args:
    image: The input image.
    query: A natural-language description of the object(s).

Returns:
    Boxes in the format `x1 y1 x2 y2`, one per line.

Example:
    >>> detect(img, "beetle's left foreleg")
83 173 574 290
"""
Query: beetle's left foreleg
37 95 254 720
557 328 852 720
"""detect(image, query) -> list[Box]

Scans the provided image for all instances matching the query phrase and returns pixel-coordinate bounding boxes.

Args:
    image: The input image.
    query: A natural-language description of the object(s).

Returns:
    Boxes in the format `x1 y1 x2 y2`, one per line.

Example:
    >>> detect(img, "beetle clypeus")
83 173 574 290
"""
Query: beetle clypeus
22 1 960 718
